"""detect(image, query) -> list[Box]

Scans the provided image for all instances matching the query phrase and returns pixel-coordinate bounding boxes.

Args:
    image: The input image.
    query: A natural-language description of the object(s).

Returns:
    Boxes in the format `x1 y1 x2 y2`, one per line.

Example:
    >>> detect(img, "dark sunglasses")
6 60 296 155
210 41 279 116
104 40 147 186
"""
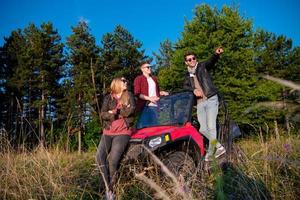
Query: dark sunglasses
186 57 196 62
121 79 127 83
143 66 151 69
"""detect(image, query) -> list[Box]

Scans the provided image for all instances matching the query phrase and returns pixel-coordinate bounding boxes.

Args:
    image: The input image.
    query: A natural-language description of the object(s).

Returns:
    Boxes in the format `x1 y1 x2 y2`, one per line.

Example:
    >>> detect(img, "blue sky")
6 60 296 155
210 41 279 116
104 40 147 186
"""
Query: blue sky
1 0 299 57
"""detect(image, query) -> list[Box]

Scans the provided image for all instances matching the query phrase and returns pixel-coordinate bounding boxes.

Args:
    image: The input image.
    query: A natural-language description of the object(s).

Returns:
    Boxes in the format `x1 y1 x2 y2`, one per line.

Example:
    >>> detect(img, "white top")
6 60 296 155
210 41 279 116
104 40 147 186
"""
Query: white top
147 77 157 106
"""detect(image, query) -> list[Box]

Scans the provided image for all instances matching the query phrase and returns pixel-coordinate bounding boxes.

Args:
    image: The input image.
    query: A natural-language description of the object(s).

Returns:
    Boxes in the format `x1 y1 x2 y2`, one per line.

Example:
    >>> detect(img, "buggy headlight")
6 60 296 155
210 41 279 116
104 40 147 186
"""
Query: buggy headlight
149 137 162 148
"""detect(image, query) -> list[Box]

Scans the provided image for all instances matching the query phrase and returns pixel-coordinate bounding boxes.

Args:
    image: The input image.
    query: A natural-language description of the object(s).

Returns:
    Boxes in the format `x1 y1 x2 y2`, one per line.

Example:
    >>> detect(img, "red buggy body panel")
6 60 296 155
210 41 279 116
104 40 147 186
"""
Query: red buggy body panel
131 122 205 156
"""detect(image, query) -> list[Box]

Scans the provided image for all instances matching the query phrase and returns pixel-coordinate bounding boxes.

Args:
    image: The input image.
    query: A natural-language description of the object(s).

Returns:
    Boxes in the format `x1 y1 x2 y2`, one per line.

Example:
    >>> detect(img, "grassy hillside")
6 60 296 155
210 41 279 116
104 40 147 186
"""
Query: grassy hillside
0 131 299 200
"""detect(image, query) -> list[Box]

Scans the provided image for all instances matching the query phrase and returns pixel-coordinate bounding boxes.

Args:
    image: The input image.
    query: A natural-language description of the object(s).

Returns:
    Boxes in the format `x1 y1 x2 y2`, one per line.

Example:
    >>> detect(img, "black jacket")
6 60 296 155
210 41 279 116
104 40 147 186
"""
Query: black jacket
100 92 136 130
183 54 220 98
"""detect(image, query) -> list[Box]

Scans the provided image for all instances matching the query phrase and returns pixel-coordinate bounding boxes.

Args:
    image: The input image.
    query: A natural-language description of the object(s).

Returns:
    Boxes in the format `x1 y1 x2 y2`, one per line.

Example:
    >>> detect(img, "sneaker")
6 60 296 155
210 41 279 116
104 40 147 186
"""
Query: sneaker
215 146 226 158
204 153 213 162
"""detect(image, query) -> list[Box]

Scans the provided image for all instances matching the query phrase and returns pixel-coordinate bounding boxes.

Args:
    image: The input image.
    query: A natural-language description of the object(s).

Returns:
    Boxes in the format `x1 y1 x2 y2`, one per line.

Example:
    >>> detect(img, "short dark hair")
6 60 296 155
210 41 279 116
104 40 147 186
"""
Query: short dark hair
184 51 196 60
140 61 149 67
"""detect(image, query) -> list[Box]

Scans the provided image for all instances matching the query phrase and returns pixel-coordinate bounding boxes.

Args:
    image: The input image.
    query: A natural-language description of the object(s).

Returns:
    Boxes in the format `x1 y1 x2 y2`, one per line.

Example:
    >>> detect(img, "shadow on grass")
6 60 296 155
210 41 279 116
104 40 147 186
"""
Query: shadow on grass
218 162 271 200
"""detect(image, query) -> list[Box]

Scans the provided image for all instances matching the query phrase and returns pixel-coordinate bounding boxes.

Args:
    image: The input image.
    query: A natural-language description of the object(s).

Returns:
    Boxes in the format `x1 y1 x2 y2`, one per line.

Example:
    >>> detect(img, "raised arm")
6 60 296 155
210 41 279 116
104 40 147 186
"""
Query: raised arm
204 47 224 69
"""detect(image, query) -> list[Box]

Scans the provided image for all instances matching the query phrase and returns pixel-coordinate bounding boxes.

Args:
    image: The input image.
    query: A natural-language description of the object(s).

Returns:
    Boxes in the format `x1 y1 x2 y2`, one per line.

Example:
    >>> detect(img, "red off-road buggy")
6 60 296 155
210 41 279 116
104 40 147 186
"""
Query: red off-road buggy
124 91 239 177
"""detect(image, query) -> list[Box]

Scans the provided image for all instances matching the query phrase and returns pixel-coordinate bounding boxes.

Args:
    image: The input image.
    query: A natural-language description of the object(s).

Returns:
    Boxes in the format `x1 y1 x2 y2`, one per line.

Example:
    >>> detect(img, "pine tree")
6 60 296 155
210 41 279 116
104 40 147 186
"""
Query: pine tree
253 30 300 129
254 30 293 76
66 21 100 153
158 4 282 126
1 23 65 148
37 22 65 147
286 47 300 83
99 25 149 92
153 39 174 70
1 29 32 145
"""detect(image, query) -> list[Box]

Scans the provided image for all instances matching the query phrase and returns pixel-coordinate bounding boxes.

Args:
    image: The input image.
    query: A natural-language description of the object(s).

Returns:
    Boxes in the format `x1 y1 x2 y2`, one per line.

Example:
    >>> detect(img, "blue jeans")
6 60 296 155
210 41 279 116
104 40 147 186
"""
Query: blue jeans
197 95 221 156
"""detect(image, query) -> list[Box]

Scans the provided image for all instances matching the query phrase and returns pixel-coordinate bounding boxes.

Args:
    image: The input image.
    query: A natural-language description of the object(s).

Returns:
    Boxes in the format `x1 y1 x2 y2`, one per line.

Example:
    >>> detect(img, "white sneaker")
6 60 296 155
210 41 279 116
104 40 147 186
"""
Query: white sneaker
204 153 213 162
215 146 226 158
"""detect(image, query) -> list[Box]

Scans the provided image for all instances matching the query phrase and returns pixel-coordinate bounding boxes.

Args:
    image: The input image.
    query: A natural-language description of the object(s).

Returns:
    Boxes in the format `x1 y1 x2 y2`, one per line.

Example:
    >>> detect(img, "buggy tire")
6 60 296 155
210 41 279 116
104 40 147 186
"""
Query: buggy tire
162 151 196 181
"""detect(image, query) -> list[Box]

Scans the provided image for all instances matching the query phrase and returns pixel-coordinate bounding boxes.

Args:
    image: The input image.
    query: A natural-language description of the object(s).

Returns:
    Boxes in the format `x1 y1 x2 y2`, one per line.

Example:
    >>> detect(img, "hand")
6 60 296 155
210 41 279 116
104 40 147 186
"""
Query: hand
160 91 169 96
109 108 119 114
116 102 122 109
193 89 203 97
148 96 160 103
215 47 224 55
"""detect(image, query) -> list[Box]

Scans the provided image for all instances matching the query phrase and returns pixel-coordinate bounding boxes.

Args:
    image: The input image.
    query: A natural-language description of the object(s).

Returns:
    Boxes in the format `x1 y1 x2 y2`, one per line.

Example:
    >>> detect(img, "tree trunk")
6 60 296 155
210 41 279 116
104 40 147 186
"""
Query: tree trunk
39 105 45 148
66 112 72 153
90 58 101 123
78 129 81 154
8 94 14 142
39 85 46 148
285 115 290 134
282 89 290 134
274 120 279 140
102 66 106 95
77 94 83 154
66 126 70 153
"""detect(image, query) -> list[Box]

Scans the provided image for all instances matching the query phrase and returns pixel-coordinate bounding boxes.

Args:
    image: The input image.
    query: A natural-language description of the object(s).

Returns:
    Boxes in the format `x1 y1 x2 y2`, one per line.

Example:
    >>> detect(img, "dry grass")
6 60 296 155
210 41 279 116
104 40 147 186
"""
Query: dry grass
116 130 300 200
235 132 300 199
0 146 101 200
0 129 299 200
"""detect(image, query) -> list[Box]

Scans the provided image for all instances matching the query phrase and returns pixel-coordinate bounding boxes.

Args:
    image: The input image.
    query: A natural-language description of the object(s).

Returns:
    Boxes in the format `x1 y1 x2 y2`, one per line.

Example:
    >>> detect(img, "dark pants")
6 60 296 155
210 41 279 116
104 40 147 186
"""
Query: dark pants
95 134 130 190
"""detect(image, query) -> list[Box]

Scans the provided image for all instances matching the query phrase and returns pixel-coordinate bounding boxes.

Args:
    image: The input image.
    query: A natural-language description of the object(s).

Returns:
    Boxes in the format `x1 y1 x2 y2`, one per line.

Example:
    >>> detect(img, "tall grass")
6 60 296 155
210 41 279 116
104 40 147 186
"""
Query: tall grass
235 132 300 199
0 129 299 199
0 145 101 200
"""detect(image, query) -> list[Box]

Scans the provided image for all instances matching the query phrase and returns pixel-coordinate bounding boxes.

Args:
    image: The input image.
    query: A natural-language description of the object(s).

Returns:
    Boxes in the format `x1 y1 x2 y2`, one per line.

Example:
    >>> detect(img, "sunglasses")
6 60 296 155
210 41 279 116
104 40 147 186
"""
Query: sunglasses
121 79 127 83
186 57 196 62
143 66 151 69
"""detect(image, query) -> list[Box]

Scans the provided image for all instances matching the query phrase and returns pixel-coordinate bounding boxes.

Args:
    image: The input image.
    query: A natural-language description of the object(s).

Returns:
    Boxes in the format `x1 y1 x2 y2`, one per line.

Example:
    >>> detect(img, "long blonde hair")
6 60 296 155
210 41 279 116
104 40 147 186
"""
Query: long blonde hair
110 77 129 106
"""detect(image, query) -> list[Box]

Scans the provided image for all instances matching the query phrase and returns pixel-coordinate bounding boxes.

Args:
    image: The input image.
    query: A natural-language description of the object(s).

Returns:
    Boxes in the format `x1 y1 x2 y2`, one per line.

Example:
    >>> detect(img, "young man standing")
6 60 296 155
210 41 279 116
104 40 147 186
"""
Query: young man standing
134 62 168 128
183 47 226 161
